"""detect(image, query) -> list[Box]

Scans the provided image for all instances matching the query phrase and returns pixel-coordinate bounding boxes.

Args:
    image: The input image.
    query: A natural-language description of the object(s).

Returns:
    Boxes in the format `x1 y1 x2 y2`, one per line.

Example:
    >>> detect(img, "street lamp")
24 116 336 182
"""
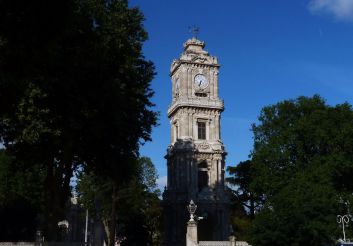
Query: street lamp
337 215 351 242
187 200 197 222
337 198 353 242
35 230 44 246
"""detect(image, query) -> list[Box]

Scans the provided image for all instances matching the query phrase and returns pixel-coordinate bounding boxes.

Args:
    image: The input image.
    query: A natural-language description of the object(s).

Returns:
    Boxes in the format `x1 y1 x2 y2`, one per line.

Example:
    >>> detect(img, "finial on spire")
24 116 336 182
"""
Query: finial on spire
188 25 200 39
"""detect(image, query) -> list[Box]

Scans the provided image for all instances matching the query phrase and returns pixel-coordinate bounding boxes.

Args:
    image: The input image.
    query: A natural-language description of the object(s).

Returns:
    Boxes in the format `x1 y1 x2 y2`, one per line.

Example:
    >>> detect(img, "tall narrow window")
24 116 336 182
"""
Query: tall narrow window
198 161 208 191
198 121 206 140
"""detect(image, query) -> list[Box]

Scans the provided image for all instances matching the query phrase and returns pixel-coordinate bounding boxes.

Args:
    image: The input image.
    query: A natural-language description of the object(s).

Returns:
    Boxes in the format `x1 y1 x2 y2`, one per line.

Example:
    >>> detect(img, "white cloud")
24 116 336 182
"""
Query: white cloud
308 0 353 22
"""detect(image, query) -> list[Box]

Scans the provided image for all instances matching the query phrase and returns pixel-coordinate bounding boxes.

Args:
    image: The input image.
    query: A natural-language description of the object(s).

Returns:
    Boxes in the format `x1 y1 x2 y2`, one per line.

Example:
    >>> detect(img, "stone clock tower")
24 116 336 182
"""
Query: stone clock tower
163 38 230 246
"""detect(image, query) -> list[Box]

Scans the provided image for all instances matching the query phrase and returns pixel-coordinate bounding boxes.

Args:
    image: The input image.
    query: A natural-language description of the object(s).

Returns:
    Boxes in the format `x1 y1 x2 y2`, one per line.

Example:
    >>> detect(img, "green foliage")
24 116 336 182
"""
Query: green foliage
229 198 252 241
0 0 157 241
252 95 353 196
138 156 160 194
227 160 262 241
231 216 252 242
76 157 162 246
0 149 45 241
0 153 45 209
251 169 338 246
227 160 262 219
249 95 353 246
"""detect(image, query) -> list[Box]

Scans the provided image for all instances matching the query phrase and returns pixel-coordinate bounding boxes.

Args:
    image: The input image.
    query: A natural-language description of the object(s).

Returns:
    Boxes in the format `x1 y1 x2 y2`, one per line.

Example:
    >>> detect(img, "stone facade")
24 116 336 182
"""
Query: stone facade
163 38 230 246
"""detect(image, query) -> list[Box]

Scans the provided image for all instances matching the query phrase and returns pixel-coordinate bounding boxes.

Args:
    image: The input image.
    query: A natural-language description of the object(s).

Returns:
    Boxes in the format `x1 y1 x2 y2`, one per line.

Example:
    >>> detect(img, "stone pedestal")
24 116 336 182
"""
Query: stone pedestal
229 235 236 246
186 220 198 244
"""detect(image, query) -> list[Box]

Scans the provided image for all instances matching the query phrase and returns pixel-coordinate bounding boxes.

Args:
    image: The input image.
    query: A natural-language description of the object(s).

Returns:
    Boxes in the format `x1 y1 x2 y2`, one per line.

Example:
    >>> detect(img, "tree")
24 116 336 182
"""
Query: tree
77 157 162 246
248 95 353 246
250 167 339 246
0 149 45 241
227 160 262 219
0 0 157 242
227 160 262 241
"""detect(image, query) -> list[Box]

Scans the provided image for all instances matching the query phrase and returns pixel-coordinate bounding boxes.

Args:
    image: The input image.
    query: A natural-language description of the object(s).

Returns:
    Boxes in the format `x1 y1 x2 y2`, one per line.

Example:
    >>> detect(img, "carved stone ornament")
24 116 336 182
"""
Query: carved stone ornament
191 56 207 63
197 153 213 160
198 142 210 150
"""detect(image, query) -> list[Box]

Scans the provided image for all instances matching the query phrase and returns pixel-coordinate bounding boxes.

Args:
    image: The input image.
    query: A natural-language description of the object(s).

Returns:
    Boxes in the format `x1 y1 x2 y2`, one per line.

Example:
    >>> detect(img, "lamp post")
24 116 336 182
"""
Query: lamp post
85 209 88 245
35 230 44 246
187 200 197 222
186 200 199 244
337 215 351 242
337 198 352 242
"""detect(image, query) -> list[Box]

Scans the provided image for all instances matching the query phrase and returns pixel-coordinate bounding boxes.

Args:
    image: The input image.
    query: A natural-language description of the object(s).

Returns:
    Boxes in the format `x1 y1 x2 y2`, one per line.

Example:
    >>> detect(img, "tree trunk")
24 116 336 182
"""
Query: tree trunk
103 219 111 246
44 157 59 240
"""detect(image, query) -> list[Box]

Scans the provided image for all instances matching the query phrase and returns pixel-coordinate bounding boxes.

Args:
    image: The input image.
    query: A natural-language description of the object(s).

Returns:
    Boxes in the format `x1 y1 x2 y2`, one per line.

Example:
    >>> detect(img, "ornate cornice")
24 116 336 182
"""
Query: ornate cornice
183 38 205 49
170 38 219 76
168 98 224 117
170 59 219 76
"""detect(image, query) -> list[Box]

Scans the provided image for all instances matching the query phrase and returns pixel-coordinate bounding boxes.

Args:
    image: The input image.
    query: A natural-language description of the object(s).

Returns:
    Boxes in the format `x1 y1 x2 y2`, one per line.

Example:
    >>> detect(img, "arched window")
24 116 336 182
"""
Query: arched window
198 161 208 191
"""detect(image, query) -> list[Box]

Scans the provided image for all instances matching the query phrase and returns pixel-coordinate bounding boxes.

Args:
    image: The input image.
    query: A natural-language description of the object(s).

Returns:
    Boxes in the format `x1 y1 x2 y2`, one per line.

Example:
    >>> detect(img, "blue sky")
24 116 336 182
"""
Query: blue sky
129 0 353 189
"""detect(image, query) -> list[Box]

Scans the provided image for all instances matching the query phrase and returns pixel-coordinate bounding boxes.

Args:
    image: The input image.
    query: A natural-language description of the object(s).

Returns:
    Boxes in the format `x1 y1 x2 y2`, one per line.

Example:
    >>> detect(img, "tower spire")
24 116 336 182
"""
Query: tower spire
188 25 200 39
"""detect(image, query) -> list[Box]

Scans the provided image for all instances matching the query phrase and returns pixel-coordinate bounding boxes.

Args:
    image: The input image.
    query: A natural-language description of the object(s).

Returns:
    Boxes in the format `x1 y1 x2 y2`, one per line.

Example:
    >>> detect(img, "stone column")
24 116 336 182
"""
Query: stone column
209 117 213 140
217 157 222 186
214 113 220 140
206 117 210 140
193 117 197 139
214 70 219 98
229 235 236 246
187 67 192 97
180 111 186 137
210 69 214 98
182 66 187 97
186 220 198 245
221 160 225 187
188 112 193 138
170 120 174 143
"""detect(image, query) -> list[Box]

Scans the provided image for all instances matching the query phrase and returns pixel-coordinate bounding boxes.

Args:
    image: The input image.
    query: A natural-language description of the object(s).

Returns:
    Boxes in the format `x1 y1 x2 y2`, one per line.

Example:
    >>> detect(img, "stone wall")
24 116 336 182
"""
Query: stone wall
0 243 34 246
0 243 85 246
199 241 230 246
235 242 252 246
198 241 251 246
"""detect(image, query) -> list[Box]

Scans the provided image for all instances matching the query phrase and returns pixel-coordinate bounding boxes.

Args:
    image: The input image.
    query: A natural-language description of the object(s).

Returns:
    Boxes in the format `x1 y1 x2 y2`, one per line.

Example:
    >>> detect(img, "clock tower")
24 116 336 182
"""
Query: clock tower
163 38 230 245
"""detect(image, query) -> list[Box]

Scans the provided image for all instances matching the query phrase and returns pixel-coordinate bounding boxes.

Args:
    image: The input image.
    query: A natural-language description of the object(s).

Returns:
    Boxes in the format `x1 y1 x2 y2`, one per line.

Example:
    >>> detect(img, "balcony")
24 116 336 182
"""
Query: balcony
168 97 224 116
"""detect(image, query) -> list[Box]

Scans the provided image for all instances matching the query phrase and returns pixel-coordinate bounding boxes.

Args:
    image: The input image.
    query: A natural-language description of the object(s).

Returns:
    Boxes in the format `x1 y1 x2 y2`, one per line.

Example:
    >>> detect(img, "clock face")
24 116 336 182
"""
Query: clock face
194 74 208 89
